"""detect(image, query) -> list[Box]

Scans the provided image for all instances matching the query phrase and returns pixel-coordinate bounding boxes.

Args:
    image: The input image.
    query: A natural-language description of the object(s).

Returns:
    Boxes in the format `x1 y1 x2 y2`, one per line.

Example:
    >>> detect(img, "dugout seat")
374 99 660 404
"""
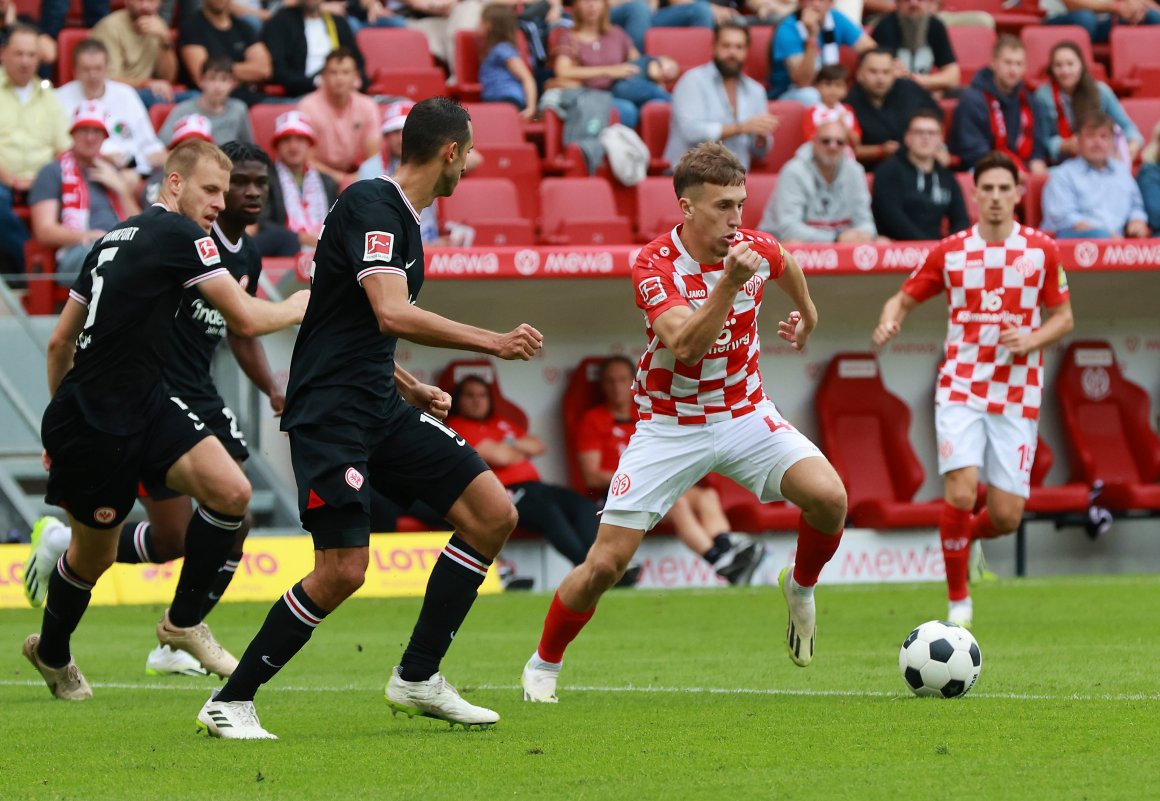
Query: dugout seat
705 474 802 532
1056 341 1160 512
357 28 446 99
436 359 529 430
644 27 712 76
562 356 612 494
462 103 542 219
439 177 535 246
946 25 995 86
539 178 634 245
1024 435 1092 516
816 353 943 528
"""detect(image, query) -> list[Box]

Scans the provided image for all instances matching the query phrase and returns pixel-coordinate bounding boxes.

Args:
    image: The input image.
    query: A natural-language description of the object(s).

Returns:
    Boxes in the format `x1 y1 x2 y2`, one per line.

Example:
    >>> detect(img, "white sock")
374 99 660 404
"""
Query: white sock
790 575 814 600
948 598 973 614
530 652 562 671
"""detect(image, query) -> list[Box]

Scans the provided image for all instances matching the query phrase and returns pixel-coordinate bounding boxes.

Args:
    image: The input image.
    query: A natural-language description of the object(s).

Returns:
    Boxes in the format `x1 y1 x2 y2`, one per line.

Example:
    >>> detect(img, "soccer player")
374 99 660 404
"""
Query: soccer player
197 98 543 740
520 142 849 704
872 150 1074 628
23 141 292 679
24 140 309 701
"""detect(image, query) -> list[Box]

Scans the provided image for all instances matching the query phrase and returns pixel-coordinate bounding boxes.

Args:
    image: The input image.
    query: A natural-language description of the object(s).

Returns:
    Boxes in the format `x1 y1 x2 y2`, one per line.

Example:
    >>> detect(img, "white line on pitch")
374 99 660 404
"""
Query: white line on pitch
0 679 1156 703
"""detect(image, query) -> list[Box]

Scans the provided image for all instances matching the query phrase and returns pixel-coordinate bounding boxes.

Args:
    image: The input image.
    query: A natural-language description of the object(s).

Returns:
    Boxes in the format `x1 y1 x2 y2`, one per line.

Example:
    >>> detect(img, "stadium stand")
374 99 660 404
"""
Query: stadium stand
356 27 446 100
440 177 535 246
462 102 542 219
539 178 634 245
740 173 776 232
1021 171 1047 230
639 101 672 174
634 176 684 242
453 28 532 104
1021 25 1105 83
744 25 774 85
55 27 90 85
946 25 996 86
753 101 807 174
249 103 284 158
644 27 711 77
1108 27 1160 97
815 352 943 528
942 0 1043 34
1122 98 1160 146
1056 341 1160 513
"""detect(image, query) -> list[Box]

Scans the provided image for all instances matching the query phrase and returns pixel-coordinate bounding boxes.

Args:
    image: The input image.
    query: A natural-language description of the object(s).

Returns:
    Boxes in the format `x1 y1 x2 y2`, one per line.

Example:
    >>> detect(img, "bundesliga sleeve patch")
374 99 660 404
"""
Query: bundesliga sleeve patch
638 276 668 307
195 236 221 266
1058 265 1069 292
363 230 395 263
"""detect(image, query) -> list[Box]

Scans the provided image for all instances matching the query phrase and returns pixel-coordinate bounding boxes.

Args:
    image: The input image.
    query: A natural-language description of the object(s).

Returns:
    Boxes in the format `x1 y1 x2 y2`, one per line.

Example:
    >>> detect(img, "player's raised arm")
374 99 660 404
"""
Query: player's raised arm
651 240 762 365
199 276 310 338
772 249 819 351
363 272 542 360
45 298 88 396
873 239 946 347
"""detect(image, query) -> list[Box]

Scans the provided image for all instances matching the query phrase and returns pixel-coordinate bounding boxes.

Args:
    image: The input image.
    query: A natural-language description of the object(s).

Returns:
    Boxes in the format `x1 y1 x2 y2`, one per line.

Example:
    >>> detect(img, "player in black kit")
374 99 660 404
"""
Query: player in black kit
200 98 543 739
22 142 296 680
23 140 309 701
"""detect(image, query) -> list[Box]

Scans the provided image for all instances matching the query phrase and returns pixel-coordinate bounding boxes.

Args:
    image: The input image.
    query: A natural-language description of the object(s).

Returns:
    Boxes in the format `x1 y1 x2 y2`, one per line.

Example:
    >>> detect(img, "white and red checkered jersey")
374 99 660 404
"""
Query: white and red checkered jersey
631 226 787 425
902 224 1070 421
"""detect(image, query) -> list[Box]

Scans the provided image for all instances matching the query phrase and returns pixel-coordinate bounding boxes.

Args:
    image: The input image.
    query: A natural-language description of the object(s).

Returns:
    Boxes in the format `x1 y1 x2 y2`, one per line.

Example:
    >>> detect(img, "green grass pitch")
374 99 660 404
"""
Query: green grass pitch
2 575 1158 801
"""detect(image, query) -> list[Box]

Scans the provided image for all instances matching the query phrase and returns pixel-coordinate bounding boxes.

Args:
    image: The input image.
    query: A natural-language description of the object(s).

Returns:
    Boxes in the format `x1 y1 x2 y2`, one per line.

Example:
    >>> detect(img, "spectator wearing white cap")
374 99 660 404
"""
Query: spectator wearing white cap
28 100 141 283
296 48 380 184
141 112 215 205
258 109 339 257
157 56 255 146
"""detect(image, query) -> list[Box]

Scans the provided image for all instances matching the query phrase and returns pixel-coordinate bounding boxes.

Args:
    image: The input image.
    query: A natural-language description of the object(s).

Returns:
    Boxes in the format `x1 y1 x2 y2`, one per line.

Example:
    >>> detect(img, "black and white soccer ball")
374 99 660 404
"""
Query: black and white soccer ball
899 620 982 698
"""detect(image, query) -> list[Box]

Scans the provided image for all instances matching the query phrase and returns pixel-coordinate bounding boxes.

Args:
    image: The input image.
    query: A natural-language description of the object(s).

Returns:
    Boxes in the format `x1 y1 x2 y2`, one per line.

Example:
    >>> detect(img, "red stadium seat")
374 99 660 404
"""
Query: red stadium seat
815 353 943 528
741 173 776 231
1056 341 1160 512
942 0 1043 34
439 177 535 246
56 28 90 85
21 242 68 315
946 26 996 85
1108 27 1160 95
639 102 672 174
539 178 634 245
644 27 712 75
635 176 683 242
461 103 542 219
149 102 174 134
1025 435 1092 516
1121 98 1160 143
357 28 447 99
454 29 531 102
561 356 610 493
754 101 807 173
249 103 284 157
957 172 979 224
1021 25 1104 83
436 359 528 430
1020 171 1047 230
744 25 774 85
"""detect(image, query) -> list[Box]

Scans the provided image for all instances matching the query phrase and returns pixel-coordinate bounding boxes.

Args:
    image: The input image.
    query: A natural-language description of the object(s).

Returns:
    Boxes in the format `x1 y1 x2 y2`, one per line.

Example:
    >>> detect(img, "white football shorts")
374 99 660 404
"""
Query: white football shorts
601 400 824 532
935 402 1038 499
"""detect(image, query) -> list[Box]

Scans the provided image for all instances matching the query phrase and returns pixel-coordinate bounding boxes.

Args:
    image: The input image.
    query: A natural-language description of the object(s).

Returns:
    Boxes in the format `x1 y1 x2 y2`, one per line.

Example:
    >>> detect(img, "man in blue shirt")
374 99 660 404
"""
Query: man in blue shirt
1042 111 1150 239
769 0 875 101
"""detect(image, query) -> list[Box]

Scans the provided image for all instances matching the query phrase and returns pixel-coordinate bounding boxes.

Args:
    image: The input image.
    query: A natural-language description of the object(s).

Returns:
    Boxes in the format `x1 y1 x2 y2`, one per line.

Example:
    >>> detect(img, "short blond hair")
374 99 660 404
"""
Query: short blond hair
164 139 232 179
672 142 746 199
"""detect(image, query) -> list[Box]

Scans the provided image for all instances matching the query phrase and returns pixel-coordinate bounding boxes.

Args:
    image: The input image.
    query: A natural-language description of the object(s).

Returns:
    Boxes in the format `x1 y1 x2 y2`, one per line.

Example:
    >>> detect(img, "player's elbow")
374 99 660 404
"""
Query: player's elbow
375 310 406 337
672 344 705 366
229 316 261 339
1056 307 1075 335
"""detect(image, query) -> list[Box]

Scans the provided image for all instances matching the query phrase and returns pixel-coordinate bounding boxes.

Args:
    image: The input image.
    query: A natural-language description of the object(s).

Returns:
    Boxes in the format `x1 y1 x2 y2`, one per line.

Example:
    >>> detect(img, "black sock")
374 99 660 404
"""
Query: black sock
168 507 243 627
702 533 733 565
116 522 159 564
201 551 242 619
214 582 327 702
38 555 94 668
399 535 491 682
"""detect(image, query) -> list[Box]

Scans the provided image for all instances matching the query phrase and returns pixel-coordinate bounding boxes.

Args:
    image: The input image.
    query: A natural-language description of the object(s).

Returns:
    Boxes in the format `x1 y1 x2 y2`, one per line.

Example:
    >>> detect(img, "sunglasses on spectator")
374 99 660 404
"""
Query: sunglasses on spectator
817 137 845 146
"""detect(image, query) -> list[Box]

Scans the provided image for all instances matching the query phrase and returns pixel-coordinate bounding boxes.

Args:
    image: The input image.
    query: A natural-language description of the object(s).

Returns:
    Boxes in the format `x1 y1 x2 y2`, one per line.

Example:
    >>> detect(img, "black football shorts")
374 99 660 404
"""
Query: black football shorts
289 405 488 549
139 396 249 501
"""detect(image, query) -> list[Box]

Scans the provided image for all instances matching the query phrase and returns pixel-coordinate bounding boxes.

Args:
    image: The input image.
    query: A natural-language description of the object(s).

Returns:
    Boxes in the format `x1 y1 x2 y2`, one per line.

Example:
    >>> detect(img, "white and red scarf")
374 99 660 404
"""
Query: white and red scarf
59 151 91 231
276 160 328 234
984 89 1034 170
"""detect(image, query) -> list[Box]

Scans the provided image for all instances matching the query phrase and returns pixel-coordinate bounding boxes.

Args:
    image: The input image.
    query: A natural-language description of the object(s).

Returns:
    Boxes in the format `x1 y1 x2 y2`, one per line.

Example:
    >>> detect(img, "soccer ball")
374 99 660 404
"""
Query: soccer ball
898 620 982 698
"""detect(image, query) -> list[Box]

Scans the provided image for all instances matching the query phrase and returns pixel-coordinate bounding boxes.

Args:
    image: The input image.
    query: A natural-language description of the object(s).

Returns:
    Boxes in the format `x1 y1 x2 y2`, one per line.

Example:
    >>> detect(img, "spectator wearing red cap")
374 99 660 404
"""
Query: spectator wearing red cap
257 109 339 257
141 113 215 205
296 48 379 184
28 101 141 283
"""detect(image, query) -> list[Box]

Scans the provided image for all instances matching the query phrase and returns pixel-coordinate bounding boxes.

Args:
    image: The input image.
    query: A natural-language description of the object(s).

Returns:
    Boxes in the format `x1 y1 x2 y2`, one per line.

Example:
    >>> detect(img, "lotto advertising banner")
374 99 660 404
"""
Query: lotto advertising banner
0 533 501 609
414 240 1160 280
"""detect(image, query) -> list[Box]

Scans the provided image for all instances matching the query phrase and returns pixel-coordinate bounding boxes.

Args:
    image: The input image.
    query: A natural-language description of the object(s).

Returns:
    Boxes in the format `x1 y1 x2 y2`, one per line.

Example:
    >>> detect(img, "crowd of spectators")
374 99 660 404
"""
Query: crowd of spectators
3 0 1160 275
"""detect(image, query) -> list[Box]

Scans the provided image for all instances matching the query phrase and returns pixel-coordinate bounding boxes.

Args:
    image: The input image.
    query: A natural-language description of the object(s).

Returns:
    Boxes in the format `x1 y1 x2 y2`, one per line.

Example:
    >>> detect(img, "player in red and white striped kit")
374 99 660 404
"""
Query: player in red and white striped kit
873 151 1074 628
521 142 849 703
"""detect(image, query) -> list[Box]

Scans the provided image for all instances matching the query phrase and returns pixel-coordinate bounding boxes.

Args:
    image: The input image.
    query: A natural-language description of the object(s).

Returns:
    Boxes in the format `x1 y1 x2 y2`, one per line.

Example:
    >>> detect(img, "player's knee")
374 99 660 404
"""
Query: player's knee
206 476 252 517
585 548 628 591
991 507 1023 534
330 554 369 598
810 477 848 531
945 485 976 510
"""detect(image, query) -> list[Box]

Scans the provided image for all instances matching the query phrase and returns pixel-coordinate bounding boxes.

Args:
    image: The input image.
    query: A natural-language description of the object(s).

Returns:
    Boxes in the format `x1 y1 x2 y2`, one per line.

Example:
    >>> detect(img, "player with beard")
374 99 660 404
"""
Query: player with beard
873 150 1074 628
664 21 778 171
23 140 308 701
24 140 301 680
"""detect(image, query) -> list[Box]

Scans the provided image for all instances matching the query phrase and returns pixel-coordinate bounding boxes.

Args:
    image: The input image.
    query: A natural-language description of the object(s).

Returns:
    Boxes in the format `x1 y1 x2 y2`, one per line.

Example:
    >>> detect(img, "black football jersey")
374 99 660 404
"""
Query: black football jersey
281 176 425 430
162 222 262 405
60 205 230 435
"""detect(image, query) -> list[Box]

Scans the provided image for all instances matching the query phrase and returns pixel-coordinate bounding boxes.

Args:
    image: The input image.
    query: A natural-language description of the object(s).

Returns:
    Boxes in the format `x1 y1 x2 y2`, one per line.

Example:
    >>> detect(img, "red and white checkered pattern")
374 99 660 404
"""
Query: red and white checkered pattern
902 224 1070 421
631 226 786 426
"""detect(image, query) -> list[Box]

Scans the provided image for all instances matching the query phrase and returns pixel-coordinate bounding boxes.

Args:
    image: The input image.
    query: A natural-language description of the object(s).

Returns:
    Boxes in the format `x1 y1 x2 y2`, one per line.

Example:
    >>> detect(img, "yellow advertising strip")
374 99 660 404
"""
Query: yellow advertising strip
0 533 501 610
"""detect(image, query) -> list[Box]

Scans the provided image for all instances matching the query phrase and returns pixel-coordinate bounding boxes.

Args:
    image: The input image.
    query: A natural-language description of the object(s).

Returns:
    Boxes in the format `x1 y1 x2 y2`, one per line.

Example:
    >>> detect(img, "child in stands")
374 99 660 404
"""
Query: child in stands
802 64 861 158
479 3 539 120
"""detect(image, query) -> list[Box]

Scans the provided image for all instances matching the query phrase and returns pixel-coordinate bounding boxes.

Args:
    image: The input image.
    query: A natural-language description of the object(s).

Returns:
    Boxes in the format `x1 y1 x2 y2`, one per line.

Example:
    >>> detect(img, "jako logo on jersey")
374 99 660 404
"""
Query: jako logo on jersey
195 237 221 266
610 473 631 496
638 276 667 306
345 467 365 490
93 507 116 525
363 231 395 263
980 288 1005 312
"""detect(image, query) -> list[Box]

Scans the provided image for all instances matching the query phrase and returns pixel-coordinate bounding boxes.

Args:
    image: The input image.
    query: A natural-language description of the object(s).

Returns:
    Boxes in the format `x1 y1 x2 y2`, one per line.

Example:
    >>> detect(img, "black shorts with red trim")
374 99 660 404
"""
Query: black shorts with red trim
288 405 488 550
43 390 212 529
